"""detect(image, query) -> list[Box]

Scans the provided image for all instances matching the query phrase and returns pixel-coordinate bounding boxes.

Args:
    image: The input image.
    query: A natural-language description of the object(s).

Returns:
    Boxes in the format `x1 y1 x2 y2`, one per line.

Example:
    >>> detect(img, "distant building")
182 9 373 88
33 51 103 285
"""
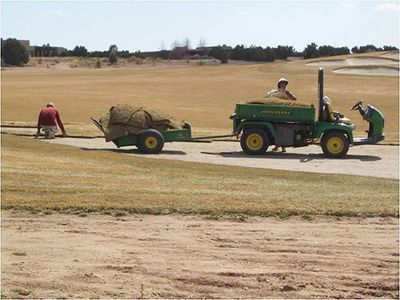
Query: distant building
34 44 66 57
17 40 66 57
183 48 208 59
18 40 34 57
184 46 233 59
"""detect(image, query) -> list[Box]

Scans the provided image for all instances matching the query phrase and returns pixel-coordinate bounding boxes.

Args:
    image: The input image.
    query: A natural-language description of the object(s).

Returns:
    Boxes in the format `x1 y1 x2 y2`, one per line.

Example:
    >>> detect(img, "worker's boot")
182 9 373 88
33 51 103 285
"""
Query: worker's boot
44 129 50 139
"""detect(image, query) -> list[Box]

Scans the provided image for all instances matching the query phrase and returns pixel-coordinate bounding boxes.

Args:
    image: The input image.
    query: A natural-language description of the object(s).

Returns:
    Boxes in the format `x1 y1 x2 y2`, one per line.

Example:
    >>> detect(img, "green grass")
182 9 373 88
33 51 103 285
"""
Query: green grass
2 134 398 217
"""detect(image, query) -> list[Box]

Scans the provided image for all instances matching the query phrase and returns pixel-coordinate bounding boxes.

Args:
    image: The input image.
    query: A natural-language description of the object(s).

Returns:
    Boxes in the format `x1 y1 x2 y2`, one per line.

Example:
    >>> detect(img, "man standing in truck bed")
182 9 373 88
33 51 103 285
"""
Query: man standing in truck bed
265 78 296 152
265 78 297 100
36 102 67 139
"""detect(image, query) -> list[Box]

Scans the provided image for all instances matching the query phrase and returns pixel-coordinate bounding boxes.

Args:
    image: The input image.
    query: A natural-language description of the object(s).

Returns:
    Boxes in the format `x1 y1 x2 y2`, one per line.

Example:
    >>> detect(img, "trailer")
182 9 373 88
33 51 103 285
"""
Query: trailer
91 118 236 154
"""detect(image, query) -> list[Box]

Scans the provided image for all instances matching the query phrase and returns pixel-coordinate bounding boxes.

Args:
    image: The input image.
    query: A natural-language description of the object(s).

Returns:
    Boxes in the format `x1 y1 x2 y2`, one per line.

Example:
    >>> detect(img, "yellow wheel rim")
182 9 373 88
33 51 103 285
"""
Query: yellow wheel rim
145 136 158 149
246 133 263 151
326 137 344 154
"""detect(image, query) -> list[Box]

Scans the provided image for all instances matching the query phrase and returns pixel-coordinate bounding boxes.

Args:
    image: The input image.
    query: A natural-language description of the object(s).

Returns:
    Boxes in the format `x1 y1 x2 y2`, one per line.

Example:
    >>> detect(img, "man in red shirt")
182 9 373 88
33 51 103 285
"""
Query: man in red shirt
36 102 67 138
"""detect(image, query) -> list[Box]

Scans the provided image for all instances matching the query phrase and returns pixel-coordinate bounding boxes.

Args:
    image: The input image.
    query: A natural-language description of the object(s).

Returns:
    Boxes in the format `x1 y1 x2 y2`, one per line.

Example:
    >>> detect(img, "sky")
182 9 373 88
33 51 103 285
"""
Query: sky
1 0 399 52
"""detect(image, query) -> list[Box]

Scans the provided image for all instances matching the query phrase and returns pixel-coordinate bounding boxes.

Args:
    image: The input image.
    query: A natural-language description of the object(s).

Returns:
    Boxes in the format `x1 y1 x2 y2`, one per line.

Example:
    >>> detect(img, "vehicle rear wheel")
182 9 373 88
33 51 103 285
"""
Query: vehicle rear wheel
240 128 269 155
321 132 349 158
138 129 164 154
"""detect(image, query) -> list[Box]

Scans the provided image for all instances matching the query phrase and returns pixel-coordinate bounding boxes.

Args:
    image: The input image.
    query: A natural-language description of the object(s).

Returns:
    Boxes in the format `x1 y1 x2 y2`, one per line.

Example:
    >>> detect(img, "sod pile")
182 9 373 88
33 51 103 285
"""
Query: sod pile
99 104 183 142
243 98 314 107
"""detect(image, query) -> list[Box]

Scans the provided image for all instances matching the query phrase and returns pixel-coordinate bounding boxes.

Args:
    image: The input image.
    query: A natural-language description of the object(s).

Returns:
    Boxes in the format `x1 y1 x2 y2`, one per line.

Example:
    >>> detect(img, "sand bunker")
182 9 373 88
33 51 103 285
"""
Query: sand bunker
333 66 399 76
306 60 347 66
307 56 399 67
346 57 399 65
381 51 399 60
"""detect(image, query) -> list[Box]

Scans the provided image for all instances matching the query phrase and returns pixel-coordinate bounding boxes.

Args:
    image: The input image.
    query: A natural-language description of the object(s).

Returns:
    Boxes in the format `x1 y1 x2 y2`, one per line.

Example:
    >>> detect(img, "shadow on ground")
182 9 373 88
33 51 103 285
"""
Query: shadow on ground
203 151 382 162
80 147 187 156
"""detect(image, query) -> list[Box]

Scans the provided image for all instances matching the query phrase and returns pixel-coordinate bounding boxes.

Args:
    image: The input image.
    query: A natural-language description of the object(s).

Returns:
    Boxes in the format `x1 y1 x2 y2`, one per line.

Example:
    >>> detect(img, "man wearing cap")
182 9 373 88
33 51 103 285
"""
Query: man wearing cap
36 102 67 139
265 78 297 100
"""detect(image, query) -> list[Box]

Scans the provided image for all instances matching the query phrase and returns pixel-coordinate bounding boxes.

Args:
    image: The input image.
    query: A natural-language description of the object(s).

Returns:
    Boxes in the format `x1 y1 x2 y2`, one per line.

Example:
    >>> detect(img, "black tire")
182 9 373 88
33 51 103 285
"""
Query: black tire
321 132 349 158
240 128 270 155
137 129 164 154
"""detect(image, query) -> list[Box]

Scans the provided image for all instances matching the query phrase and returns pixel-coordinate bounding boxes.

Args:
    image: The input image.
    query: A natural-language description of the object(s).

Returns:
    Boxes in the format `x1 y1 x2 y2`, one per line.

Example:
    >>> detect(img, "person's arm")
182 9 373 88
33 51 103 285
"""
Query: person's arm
286 90 297 100
265 89 276 98
55 110 67 136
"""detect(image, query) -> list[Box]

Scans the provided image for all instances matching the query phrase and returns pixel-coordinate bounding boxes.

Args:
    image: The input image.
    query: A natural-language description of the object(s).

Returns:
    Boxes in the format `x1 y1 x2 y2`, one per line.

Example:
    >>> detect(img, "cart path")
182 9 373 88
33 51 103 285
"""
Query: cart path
1 211 398 299
39 136 398 179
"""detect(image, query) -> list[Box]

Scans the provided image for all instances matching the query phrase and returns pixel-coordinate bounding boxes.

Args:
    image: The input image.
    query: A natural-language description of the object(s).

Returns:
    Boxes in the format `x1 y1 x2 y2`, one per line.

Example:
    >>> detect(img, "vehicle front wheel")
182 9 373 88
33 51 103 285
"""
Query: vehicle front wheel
240 128 269 155
138 129 165 154
321 132 349 158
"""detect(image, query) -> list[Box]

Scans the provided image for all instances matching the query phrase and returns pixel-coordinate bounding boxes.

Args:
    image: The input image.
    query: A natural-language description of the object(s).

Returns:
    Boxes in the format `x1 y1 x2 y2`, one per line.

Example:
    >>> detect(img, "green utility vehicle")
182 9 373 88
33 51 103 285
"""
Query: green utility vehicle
232 68 385 157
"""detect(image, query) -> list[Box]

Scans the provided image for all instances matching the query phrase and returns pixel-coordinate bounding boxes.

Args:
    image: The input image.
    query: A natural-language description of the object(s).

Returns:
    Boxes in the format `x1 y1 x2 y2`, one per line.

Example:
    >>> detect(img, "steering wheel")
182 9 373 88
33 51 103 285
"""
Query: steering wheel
351 99 364 110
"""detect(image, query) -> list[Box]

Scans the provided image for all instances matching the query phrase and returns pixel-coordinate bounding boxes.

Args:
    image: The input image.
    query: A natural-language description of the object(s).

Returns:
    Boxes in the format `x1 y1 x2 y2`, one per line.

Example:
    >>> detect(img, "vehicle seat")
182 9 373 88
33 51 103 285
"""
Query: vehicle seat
325 102 352 125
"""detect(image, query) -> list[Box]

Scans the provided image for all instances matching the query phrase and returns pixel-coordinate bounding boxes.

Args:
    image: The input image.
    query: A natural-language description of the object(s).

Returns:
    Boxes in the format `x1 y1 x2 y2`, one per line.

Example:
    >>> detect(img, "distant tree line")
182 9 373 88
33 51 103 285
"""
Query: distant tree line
303 43 351 59
57 42 399 63
229 45 296 62
1 37 398 67
351 44 398 54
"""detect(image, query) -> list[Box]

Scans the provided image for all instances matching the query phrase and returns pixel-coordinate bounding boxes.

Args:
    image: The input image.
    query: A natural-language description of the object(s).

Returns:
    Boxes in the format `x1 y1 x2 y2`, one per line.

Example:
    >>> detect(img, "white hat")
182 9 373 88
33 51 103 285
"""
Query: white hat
277 78 288 86
47 102 54 107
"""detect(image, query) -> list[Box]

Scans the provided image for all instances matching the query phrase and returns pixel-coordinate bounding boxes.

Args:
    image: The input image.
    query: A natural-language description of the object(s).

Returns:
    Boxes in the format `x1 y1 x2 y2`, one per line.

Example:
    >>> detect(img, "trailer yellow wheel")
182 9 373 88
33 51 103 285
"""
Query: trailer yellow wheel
321 132 349 158
145 136 158 149
240 128 269 155
138 129 164 154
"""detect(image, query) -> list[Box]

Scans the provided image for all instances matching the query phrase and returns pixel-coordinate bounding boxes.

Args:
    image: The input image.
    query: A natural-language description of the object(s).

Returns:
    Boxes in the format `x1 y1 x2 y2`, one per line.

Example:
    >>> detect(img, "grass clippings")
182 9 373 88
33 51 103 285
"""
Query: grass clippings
12 252 27 256
12 288 31 296
243 98 313 107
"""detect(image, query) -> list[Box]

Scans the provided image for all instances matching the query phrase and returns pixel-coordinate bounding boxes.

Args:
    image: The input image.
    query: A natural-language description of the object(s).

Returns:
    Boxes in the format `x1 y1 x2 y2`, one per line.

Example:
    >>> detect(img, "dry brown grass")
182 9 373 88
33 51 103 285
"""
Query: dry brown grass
2 134 398 217
2 52 398 143
1 53 398 217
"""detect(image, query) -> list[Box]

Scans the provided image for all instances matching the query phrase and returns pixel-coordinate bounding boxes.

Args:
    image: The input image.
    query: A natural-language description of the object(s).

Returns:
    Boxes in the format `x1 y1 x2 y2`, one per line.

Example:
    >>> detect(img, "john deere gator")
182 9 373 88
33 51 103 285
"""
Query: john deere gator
231 68 385 157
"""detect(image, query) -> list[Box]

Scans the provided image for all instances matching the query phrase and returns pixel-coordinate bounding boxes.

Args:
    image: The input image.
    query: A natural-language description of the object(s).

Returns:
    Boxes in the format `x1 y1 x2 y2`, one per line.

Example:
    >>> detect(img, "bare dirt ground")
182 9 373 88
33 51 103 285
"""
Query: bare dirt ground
41 136 399 179
2 211 398 299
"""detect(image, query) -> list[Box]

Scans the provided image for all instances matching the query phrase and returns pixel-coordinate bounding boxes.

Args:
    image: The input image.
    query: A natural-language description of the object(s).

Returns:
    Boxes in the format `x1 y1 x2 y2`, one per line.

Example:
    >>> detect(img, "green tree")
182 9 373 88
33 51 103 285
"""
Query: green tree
303 43 319 59
109 52 117 64
209 46 229 63
230 45 245 60
108 44 118 64
1 38 29 66
72 45 88 57
383 45 398 51
274 45 294 60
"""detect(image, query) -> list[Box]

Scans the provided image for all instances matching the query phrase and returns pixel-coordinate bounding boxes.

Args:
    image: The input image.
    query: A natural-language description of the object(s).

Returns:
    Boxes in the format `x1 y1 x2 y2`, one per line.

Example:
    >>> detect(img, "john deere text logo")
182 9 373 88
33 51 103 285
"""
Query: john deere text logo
261 110 291 116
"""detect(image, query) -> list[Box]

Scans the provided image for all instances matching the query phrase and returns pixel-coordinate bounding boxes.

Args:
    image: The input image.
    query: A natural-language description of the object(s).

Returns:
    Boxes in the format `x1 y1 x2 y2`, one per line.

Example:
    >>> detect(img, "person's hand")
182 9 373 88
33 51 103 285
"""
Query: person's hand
62 131 67 137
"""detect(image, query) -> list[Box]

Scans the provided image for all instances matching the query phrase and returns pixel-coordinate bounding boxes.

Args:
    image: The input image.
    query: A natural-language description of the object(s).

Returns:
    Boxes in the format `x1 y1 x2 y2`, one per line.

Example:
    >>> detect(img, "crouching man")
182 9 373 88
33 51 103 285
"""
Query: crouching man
36 102 67 139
